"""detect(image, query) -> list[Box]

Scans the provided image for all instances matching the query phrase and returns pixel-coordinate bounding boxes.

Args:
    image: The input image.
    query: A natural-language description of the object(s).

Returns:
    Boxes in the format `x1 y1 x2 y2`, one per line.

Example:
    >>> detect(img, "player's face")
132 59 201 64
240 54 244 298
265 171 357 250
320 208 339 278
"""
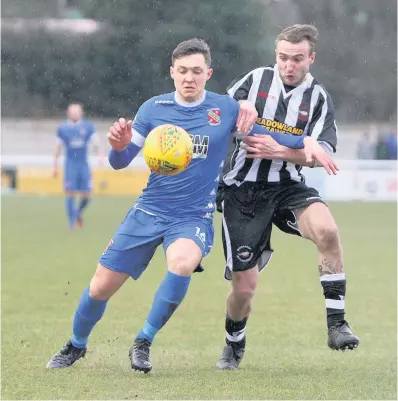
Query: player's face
170 54 213 102
276 40 316 86
67 104 83 122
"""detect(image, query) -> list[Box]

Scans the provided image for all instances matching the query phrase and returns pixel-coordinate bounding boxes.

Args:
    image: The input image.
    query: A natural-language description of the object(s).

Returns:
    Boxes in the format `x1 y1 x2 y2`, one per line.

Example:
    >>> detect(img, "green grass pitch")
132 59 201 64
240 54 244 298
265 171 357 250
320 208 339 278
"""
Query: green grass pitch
1 196 396 400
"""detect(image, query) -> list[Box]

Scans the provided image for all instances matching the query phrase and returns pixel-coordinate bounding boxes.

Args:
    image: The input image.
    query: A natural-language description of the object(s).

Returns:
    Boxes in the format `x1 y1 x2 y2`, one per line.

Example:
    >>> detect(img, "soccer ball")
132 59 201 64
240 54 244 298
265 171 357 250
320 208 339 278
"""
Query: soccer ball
143 124 193 176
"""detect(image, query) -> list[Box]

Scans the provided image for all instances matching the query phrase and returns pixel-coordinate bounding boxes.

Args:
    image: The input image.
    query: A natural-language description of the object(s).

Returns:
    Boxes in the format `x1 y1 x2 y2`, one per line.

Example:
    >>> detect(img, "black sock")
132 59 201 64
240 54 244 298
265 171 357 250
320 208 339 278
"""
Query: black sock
320 273 346 328
225 315 247 346
78 197 90 216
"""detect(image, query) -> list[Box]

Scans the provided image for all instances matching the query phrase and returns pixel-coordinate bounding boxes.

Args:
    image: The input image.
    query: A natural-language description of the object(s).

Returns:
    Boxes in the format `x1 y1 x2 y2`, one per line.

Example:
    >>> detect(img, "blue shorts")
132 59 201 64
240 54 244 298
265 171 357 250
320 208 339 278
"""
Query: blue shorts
64 164 92 192
99 207 214 279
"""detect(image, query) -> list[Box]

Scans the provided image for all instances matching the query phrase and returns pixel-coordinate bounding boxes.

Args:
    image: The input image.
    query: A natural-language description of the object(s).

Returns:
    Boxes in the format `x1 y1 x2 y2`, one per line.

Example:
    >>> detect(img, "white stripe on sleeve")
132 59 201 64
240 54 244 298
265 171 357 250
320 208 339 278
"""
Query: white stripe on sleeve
131 129 146 148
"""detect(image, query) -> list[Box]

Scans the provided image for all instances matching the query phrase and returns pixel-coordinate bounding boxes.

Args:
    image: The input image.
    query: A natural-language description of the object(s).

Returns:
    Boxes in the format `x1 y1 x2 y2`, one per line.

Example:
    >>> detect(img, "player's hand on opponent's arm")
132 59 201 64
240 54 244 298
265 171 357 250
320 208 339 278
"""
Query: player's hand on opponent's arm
236 100 258 133
52 166 58 178
243 135 339 176
303 137 339 175
242 134 282 159
107 118 133 151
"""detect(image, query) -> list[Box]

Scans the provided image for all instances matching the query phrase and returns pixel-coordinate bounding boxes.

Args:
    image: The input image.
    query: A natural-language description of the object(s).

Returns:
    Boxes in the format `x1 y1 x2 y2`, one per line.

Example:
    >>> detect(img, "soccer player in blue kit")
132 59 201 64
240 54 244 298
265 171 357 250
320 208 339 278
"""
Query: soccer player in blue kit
53 103 103 229
46 38 334 372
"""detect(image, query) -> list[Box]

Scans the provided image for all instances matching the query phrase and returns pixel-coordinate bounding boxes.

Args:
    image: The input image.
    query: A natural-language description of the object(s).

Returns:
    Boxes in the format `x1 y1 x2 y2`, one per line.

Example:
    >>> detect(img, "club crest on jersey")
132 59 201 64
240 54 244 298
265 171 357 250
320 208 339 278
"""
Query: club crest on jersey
207 108 221 126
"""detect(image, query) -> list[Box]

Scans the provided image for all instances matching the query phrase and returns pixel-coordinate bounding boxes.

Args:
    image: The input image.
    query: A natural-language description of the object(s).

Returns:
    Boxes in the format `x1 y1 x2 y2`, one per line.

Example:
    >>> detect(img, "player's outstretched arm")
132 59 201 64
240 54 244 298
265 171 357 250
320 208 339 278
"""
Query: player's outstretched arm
108 118 141 170
241 123 305 149
243 133 339 175
273 138 338 175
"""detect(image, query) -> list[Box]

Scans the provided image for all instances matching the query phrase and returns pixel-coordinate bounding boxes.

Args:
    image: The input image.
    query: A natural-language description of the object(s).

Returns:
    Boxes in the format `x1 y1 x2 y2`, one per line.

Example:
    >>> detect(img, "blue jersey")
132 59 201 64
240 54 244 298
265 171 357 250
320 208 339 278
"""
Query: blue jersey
57 119 96 166
132 91 239 218
104 92 305 278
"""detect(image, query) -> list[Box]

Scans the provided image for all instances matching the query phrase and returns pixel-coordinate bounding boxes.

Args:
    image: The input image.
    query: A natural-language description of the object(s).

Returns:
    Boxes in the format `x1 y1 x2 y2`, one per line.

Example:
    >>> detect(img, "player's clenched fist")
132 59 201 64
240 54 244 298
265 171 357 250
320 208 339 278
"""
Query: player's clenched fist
107 118 133 151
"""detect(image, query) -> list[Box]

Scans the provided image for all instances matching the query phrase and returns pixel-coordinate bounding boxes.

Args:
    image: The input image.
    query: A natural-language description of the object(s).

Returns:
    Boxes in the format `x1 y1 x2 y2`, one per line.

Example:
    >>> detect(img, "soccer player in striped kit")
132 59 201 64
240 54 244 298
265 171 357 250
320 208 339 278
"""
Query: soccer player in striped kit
216 24 359 370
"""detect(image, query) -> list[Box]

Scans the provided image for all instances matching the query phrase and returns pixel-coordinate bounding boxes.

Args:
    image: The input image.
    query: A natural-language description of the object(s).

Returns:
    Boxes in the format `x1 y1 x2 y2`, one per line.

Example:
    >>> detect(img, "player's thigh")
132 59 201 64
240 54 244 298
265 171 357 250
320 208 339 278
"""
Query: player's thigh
76 166 92 193
295 202 339 244
273 182 326 238
163 218 214 276
63 165 78 193
221 186 275 281
99 208 163 280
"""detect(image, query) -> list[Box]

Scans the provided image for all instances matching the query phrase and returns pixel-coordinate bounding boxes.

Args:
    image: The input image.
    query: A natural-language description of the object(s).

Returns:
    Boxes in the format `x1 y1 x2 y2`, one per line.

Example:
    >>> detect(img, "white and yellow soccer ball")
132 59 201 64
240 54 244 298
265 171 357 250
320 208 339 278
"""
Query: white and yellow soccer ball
143 124 193 176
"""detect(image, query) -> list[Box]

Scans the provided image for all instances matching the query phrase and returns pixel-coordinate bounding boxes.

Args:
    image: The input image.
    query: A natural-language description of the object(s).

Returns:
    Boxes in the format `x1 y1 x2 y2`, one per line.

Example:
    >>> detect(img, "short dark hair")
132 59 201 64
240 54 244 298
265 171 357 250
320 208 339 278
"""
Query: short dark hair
276 24 319 54
172 38 211 67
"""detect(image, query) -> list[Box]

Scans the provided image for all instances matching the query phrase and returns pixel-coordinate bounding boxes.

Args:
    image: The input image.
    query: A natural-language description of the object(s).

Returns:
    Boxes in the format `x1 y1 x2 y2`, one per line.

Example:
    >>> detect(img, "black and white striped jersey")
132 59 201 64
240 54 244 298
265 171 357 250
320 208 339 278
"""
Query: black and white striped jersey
222 64 338 185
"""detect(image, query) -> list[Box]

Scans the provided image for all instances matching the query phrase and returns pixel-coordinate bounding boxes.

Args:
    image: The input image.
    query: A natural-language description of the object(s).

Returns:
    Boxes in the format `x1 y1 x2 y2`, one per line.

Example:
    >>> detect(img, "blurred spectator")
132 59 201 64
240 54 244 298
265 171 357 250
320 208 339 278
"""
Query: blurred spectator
356 132 375 159
384 130 397 160
375 132 390 160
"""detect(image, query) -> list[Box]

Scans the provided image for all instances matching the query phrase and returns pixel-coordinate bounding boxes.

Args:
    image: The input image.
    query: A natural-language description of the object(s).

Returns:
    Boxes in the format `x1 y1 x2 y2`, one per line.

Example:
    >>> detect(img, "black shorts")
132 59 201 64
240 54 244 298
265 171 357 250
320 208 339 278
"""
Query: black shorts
218 181 325 280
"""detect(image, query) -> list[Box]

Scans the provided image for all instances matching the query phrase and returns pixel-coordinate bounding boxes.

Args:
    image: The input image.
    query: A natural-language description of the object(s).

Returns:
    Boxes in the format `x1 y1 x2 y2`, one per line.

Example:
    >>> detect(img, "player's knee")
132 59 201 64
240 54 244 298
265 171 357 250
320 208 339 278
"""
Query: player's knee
232 288 256 305
166 239 202 276
88 278 114 300
314 222 340 250
89 264 128 300
88 282 111 300
168 254 195 276
232 269 258 301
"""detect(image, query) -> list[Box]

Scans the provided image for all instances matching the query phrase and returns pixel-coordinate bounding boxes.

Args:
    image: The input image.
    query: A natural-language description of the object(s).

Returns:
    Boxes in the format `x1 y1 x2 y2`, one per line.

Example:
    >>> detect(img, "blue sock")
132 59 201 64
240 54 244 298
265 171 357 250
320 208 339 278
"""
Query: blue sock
71 287 108 348
66 196 75 227
136 271 191 343
77 197 90 217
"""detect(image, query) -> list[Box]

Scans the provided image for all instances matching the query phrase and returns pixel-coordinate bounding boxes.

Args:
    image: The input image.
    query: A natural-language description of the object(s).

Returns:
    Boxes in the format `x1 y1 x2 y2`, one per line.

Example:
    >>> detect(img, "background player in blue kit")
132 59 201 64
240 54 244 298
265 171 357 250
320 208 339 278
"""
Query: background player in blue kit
46 38 334 372
53 103 103 229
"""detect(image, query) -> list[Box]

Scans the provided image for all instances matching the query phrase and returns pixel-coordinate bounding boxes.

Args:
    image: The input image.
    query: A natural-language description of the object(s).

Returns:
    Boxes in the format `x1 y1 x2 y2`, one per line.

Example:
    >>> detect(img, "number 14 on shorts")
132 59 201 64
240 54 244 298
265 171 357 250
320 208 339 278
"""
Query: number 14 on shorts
195 227 206 246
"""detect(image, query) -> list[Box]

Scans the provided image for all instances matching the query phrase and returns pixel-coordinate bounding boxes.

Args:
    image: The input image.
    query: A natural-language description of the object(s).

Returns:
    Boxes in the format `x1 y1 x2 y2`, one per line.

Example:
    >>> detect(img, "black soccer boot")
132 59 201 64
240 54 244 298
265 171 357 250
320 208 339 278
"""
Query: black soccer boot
129 338 152 373
328 320 360 351
46 340 87 369
216 338 246 370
